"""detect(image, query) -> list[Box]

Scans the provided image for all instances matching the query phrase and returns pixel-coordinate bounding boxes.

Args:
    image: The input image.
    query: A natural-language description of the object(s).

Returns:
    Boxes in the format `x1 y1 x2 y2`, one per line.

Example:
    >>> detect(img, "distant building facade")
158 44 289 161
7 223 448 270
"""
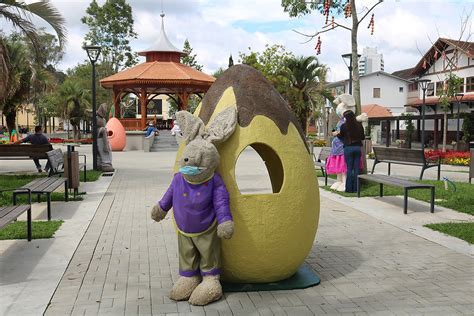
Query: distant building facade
358 47 384 76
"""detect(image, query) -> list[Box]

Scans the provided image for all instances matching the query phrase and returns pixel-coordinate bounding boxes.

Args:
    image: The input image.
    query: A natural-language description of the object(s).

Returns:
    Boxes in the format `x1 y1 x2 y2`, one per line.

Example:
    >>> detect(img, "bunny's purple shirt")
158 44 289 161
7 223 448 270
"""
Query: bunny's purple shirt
159 172 233 234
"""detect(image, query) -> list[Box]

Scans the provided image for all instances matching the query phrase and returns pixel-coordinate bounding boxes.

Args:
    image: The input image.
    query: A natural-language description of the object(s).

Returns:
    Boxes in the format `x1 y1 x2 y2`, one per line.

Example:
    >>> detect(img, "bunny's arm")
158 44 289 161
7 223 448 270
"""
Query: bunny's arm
151 174 176 222
213 174 234 239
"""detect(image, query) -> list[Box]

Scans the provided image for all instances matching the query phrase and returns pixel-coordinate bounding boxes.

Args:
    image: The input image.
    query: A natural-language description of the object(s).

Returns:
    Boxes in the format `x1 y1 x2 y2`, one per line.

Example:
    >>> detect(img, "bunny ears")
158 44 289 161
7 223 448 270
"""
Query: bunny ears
175 107 238 145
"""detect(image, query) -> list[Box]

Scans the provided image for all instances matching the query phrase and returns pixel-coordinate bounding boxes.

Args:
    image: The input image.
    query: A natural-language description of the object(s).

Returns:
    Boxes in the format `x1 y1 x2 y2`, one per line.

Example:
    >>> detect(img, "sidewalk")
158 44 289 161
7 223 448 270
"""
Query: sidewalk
40 147 473 315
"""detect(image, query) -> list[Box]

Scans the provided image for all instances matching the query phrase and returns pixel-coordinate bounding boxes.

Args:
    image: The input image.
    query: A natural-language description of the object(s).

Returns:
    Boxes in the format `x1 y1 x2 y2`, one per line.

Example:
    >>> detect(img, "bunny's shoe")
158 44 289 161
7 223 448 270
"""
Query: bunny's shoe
188 275 222 306
169 275 201 301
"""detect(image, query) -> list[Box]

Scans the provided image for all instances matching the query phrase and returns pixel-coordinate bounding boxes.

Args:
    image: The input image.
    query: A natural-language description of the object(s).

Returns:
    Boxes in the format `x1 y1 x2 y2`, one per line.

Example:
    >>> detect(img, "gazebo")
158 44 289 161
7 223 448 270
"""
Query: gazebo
100 13 215 130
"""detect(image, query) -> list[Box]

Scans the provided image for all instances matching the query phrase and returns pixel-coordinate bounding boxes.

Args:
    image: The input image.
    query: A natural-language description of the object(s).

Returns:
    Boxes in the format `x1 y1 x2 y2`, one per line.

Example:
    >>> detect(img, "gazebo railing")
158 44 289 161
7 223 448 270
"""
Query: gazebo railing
119 118 142 131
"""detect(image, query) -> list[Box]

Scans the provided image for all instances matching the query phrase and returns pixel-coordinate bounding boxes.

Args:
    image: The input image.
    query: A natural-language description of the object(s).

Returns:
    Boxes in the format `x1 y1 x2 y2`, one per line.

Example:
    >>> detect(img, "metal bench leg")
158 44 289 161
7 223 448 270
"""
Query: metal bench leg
13 193 17 206
84 166 87 182
430 187 435 213
437 164 441 181
325 172 328 187
27 207 32 241
37 194 41 203
404 188 408 214
379 183 383 197
371 160 378 174
388 163 391 176
357 177 361 198
47 193 51 221
64 180 69 202
420 167 426 180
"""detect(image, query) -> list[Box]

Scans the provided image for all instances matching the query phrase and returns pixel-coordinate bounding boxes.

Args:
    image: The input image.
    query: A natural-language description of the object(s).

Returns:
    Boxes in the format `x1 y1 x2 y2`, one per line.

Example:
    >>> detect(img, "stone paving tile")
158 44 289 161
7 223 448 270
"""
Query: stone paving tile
44 150 473 316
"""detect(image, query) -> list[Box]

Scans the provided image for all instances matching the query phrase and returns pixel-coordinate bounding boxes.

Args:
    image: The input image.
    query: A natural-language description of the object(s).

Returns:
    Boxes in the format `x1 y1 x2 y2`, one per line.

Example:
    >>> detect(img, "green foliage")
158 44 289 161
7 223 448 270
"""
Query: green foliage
439 73 463 112
460 113 473 142
0 220 63 240
401 113 414 146
181 39 203 71
281 0 345 17
212 67 225 79
81 0 138 73
59 79 91 139
425 222 474 244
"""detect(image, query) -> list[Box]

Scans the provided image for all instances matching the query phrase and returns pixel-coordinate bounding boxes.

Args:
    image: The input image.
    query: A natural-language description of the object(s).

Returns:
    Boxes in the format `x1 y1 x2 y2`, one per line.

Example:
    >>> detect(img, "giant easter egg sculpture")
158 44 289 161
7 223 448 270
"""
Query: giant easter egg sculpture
106 117 126 151
175 65 320 283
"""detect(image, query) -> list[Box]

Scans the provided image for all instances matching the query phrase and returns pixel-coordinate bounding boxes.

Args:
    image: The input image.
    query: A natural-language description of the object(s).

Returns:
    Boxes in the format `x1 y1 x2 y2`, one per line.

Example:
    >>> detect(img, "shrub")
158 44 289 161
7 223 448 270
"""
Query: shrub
312 139 327 147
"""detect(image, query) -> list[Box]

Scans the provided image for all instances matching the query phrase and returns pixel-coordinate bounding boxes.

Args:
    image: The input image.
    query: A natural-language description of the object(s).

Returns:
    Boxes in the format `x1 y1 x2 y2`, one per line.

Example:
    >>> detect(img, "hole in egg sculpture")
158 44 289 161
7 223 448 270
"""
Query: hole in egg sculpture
108 130 113 137
235 143 283 194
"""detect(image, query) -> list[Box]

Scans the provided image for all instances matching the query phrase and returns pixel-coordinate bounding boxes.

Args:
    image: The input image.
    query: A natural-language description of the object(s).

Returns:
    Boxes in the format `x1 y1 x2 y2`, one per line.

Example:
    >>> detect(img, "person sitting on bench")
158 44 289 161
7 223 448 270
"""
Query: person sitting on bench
14 125 51 173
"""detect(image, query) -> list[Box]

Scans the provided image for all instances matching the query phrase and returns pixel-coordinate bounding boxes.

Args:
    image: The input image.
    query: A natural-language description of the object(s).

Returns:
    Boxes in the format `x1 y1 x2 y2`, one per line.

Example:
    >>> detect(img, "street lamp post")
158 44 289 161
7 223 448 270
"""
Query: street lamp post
454 93 464 150
341 53 361 95
416 79 431 149
83 45 102 171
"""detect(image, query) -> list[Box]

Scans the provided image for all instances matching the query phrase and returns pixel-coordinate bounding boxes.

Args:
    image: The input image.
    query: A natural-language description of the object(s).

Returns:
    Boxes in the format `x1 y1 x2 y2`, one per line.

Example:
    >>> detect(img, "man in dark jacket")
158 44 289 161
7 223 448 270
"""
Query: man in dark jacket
15 125 50 172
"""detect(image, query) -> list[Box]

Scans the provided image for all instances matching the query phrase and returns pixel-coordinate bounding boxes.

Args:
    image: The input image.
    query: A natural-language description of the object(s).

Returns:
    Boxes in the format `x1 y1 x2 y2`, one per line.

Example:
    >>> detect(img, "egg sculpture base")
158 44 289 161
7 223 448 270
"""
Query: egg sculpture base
174 65 320 283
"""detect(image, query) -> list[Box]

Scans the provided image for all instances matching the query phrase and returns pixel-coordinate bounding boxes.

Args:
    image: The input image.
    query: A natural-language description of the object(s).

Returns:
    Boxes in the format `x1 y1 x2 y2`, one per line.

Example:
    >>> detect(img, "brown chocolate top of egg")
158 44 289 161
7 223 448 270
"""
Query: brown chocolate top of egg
199 64 306 143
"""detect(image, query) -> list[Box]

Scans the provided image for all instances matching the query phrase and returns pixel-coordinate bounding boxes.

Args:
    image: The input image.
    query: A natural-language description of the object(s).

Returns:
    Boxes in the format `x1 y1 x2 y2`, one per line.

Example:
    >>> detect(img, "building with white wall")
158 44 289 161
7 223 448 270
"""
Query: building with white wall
358 47 384 75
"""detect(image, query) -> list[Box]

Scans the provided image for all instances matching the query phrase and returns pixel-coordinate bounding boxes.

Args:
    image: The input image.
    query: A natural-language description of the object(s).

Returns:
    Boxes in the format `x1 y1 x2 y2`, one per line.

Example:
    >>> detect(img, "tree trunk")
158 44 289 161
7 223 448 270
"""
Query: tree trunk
5 108 16 136
442 112 448 152
351 0 361 115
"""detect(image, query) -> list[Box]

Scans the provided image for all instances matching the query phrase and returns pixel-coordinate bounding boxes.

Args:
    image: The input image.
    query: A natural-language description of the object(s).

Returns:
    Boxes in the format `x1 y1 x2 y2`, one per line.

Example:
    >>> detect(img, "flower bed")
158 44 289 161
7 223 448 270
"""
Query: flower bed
48 138 93 145
425 150 470 166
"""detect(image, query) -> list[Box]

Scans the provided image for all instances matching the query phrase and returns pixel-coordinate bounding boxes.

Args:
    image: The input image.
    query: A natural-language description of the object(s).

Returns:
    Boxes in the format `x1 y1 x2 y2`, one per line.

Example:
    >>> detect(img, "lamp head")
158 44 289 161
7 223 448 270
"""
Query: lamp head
83 45 102 63
416 78 431 90
454 93 464 102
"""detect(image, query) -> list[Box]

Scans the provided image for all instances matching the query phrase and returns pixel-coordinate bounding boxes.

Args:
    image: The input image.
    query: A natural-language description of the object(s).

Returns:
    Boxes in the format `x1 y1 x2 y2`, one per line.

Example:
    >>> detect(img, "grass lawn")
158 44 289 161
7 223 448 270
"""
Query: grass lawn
82 170 102 182
0 174 84 206
319 176 474 216
0 220 63 240
424 222 474 244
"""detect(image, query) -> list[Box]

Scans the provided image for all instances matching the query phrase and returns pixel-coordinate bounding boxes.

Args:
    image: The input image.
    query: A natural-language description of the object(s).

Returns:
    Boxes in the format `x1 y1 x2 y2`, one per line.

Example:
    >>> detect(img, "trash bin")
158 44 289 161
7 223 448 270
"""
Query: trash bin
63 145 80 195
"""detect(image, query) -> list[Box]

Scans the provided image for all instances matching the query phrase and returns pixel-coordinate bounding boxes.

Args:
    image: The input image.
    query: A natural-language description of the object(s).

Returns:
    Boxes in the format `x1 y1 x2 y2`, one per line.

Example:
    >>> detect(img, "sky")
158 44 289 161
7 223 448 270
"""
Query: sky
10 0 474 82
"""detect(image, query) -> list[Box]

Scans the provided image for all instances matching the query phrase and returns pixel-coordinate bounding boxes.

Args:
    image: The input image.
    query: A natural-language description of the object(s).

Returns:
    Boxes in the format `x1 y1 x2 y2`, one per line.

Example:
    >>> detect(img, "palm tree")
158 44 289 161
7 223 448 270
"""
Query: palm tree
2 39 34 133
281 55 332 134
0 0 66 107
59 80 90 140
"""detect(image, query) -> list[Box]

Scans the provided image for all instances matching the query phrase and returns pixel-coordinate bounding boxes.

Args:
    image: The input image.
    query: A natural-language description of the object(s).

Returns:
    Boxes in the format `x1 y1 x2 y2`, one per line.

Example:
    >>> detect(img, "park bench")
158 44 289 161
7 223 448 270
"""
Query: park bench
313 147 331 186
371 146 441 180
11 151 73 221
0 144 53 160
46 148 87 182
357 174 435 214
0 188 32 241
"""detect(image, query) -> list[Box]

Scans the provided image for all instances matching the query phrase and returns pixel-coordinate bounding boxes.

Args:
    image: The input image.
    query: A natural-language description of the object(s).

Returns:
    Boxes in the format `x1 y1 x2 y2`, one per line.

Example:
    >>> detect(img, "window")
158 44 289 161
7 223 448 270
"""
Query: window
436 81 445 96
399 87 404 93
373 88 381 98
426 82 435 96
466 76 474 92
408 83 418 92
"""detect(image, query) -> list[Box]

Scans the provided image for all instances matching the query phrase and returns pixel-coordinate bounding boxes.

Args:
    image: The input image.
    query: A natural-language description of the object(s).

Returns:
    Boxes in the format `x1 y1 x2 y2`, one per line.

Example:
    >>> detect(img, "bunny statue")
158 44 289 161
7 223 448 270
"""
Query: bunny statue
326 94 367 191
151 106 238 306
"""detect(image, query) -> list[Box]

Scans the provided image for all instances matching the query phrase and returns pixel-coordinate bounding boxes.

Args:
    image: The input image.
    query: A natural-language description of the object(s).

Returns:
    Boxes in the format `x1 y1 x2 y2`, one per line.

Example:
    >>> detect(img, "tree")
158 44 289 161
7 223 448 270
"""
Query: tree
2 38 34 134
439 73 463 152
0 0 66 108
238 44 294 95
281 0 383 114
228 54 234 68
281 55 332 134
59 80 91 140
181 39 203 71
81 0 138 73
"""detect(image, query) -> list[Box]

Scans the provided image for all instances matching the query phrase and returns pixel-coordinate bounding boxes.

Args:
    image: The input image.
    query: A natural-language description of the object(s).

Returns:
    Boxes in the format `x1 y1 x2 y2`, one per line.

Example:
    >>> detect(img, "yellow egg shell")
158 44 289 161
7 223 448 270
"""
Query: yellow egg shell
176 65 320 283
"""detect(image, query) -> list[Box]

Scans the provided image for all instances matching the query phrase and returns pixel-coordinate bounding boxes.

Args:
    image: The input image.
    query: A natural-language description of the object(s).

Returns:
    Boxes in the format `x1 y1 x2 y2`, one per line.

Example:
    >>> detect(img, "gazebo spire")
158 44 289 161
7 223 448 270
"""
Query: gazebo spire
138 11 186 62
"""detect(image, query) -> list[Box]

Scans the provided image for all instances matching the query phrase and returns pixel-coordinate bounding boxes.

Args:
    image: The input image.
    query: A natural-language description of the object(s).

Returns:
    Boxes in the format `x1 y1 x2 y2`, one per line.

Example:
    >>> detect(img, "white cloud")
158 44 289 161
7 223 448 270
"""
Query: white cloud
14 0 471 83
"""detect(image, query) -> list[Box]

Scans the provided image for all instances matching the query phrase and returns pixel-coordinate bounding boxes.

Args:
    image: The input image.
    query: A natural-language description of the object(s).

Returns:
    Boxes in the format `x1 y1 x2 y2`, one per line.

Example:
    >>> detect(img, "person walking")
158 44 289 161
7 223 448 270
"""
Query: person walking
337 111 365 193
15 125 50 173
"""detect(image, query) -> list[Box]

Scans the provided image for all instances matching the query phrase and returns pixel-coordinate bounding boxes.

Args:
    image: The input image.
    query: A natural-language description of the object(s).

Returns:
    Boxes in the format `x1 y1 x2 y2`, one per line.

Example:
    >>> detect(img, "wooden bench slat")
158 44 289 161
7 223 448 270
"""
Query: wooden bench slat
358 174 434 188
0 205 30 227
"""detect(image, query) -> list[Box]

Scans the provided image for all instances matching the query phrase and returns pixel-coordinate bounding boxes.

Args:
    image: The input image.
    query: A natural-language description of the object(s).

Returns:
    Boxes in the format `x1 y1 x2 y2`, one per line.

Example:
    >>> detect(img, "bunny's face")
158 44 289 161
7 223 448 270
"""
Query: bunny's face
180 138 220 183
175 106 238 184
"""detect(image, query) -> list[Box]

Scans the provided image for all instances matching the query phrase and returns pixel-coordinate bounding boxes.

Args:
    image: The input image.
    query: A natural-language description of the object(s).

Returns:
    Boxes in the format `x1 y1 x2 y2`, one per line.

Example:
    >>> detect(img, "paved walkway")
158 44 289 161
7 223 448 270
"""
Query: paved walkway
42 142 473 315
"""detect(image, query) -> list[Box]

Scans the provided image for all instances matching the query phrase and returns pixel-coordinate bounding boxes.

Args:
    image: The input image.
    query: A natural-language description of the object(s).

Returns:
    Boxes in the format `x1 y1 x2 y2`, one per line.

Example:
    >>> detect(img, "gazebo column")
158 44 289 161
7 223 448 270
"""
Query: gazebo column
140 88 148 129
113 90 120 118
179 92 190 111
